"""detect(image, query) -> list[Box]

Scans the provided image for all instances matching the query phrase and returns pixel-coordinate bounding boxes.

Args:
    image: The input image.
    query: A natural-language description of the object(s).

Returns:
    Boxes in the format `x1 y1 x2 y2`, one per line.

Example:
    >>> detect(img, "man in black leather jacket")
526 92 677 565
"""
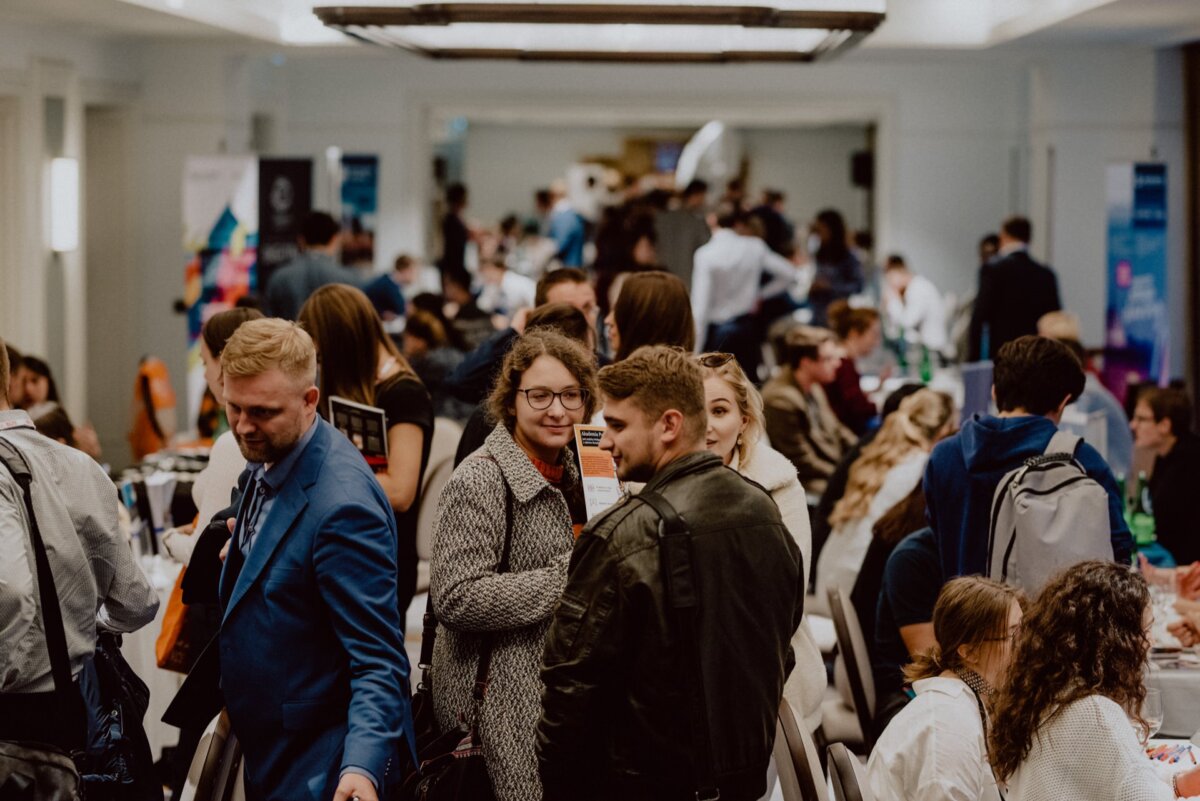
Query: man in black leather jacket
536 346 805 801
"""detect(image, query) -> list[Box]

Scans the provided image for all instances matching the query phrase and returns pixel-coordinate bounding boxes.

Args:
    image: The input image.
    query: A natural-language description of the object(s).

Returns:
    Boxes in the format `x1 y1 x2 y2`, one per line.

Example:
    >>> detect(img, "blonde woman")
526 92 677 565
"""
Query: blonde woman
698 352 826 733
815 389 954 613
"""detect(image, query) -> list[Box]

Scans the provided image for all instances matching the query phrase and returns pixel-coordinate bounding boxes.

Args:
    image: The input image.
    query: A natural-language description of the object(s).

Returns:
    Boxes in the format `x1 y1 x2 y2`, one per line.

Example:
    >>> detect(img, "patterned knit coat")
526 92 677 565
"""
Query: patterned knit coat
429 424 576 801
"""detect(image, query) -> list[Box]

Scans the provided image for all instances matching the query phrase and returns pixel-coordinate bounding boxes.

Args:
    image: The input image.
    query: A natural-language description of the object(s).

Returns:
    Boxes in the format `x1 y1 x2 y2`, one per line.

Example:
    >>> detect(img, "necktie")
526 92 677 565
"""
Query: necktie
238 476 264 553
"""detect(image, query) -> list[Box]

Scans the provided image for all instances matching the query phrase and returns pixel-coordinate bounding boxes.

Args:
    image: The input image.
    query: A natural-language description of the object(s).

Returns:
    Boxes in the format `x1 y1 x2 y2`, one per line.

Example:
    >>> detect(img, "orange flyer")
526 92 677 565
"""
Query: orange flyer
574 424 622 521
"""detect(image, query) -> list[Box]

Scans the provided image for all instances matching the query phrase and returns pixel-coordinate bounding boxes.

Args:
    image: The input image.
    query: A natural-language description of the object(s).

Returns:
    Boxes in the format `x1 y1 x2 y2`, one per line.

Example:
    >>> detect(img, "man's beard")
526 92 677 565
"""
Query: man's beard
235 431 296 464
617 459 656 484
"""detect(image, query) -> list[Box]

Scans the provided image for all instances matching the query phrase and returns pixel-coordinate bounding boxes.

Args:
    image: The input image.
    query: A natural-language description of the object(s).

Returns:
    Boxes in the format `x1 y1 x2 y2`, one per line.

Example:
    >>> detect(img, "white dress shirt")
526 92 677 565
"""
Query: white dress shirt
885 273 948 353
867 676 1000 801
690 228 796 347
477 269 537 315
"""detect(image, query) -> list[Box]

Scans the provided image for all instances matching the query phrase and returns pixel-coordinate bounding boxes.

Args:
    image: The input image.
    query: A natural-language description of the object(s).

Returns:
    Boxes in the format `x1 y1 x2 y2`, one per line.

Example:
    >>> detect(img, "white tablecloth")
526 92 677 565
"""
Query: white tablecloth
121 556 186 761
1150 663 1200 739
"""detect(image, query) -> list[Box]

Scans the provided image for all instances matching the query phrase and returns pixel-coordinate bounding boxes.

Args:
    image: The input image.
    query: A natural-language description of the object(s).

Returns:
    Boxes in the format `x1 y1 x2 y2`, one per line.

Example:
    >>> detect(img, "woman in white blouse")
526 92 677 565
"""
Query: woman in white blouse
867 576 1023 801
991 561 1200 801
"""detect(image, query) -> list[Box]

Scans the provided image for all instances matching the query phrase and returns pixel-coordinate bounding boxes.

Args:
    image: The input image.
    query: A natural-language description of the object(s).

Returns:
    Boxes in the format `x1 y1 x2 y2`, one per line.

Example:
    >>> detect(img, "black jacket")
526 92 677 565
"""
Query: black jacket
968 249 1061 361
536 452 805 801
1151 432 1200 565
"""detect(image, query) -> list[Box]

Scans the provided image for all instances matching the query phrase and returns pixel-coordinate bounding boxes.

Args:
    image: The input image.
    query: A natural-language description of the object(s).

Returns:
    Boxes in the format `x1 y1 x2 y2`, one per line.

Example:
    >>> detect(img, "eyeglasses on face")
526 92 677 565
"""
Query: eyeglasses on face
518 387 589 411
697 352 735 368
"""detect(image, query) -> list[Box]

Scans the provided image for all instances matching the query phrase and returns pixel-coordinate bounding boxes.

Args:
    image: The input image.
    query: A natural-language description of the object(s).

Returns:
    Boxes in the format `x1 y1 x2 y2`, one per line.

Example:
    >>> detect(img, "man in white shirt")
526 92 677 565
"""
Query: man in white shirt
883 254 948 355
691 204 797 379
476 256 537 320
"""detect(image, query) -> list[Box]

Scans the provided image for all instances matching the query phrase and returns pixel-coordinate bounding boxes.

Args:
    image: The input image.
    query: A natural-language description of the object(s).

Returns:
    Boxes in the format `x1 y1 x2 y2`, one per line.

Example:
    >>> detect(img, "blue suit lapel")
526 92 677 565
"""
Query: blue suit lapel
222 419 330 623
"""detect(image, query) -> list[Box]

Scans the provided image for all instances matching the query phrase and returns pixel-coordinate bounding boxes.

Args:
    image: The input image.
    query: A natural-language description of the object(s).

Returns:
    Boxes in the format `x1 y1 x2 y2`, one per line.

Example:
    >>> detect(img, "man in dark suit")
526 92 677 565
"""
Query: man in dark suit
968 215 1061 361
216 318 413 801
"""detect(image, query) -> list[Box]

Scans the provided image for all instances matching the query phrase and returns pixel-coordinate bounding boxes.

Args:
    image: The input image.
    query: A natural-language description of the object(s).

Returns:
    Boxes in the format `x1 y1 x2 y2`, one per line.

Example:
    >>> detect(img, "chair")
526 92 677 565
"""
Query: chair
414 417 464 594
826 586 877 750
827 743 875 801
178 711 242 801
774 699 824 801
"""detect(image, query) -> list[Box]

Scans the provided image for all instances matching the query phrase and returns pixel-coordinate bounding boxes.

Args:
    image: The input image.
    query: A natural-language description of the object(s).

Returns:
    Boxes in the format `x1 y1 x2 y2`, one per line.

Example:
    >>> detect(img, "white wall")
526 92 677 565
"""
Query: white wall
741 126 870 233
1027 47 1186 372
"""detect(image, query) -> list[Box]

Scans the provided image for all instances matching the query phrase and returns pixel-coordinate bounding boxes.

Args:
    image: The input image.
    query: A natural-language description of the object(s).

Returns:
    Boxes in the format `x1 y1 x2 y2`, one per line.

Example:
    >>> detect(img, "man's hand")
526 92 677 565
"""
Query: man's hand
219 517 235 562
1169 601 1200 647
332 772 378 801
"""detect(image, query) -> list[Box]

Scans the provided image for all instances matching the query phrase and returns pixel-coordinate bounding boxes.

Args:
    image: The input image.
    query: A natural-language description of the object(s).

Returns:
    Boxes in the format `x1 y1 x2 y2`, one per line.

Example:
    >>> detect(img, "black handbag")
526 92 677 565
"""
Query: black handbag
0 439 84 801
75 632 161 801
399 483 513 801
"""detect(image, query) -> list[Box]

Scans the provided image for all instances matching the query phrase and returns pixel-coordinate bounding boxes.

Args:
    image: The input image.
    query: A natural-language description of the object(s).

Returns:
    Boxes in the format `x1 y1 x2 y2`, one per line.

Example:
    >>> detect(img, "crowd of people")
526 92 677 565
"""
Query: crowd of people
2 172 1200 801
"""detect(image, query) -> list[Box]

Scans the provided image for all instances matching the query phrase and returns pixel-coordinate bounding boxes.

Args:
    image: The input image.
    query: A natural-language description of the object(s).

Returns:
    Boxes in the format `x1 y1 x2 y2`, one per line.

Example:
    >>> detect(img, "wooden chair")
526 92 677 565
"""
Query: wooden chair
827 585 877 750
774 699 825 801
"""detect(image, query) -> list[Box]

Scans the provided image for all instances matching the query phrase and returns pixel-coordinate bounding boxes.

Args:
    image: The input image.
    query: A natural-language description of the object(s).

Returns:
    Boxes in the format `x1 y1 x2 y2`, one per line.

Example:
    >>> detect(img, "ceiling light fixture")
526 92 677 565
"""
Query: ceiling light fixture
314 1 884 63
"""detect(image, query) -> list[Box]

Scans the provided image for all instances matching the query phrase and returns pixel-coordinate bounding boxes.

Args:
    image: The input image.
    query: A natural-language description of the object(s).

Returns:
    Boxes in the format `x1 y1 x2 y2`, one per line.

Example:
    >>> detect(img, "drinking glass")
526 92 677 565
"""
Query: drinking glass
1144 688 1164 741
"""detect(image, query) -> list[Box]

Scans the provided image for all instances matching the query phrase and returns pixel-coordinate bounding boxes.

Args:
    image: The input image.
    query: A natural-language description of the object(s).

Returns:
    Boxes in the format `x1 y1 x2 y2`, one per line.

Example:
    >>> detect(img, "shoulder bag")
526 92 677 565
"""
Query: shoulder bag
399 481 513 801
0 438 84 801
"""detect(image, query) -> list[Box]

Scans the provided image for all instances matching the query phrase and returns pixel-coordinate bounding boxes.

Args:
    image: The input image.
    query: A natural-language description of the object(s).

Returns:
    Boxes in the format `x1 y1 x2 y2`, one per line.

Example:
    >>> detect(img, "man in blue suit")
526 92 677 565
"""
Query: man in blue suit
217 318 413 801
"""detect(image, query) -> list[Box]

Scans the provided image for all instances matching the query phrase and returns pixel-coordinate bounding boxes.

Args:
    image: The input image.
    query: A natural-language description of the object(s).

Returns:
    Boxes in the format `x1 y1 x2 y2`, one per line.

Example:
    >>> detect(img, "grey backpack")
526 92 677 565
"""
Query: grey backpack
986 431 1114 594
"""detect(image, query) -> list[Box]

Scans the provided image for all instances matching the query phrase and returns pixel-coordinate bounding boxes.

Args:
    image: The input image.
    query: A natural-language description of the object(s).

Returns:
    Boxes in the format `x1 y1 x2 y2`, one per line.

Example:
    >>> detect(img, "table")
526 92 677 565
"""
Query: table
1151 662 1200 739
121 555 187 760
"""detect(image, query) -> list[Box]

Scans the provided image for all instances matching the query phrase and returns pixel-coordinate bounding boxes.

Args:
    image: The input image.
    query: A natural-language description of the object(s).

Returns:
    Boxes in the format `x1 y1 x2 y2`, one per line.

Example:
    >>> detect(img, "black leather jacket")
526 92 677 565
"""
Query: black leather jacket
536 451 805 801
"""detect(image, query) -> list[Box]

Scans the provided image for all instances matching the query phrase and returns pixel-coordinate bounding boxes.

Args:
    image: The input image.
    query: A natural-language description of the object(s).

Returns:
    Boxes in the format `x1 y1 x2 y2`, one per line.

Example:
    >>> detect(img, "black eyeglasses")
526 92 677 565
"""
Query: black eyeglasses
697 353 736 368
518 387 589 411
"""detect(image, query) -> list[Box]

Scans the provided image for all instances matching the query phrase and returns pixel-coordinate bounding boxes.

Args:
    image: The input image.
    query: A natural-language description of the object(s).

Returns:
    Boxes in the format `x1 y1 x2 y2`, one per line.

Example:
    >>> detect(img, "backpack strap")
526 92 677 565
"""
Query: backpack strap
637 490 719 801
1045 430 1081 458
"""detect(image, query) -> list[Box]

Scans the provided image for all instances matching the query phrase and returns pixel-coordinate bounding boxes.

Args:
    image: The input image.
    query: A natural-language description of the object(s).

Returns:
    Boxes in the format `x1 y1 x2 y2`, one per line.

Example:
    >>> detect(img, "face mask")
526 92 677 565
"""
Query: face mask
807 234 822 257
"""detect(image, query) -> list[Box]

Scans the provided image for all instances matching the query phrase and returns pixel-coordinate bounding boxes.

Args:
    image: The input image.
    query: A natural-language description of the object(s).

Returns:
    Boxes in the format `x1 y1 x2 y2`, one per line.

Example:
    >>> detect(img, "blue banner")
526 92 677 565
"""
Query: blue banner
1103 162 1169 400
340 154 378 268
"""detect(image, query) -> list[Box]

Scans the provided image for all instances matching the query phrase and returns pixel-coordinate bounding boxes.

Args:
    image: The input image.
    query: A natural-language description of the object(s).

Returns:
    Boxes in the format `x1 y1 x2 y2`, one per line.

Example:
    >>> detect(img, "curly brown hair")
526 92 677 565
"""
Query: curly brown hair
989 561 1152 781
487 329 598 431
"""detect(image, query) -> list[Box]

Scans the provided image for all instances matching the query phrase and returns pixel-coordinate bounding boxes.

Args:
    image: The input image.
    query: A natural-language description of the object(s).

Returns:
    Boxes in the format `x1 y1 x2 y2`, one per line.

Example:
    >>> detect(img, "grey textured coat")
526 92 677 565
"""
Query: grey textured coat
429 424 576 801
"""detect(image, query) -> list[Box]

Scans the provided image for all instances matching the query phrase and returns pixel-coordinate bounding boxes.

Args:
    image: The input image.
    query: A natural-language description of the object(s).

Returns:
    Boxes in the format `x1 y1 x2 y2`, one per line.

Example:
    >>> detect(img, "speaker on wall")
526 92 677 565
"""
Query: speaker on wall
851 151 874 189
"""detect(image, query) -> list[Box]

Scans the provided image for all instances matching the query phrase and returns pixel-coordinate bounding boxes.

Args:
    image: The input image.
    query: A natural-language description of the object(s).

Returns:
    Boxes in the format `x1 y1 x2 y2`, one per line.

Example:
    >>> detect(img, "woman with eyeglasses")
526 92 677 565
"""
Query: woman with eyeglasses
430 329 597 801
991 561 1200 800
697 351 825 736
867 576 1024 801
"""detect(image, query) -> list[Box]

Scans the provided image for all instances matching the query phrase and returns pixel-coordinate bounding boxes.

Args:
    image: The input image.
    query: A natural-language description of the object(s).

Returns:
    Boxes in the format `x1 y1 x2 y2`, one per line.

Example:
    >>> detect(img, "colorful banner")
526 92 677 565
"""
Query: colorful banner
258 158 313 294
182 156 258 428
1103 163 1169 401
340 154 379 268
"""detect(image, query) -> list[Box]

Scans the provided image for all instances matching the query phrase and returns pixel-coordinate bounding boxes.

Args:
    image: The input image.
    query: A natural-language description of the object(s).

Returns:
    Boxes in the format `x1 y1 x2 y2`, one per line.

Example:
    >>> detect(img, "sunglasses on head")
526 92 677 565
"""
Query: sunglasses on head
697 353 736 369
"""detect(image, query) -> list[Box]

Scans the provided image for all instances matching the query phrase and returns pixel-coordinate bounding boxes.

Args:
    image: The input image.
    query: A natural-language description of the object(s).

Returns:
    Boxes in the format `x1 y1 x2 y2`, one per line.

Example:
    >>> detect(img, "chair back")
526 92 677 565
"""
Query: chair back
774 699 824 801
415 417 464 564
827 585 877 749
178 711 241 801
827 742 875 801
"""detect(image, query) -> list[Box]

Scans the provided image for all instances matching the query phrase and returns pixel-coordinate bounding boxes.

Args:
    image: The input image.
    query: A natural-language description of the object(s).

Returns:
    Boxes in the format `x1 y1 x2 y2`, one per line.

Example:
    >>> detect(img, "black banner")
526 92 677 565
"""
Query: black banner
257 158 312 295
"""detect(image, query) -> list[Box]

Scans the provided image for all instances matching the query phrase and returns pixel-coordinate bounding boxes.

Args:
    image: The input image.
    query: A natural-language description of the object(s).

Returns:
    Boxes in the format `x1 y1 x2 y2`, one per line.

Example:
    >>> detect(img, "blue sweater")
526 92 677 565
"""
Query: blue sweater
923 413 1132 580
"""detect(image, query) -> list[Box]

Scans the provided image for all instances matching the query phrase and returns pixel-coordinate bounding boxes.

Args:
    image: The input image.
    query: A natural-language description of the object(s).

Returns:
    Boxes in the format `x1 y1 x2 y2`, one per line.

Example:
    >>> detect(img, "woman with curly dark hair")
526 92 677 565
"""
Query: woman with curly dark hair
991 561 1200 800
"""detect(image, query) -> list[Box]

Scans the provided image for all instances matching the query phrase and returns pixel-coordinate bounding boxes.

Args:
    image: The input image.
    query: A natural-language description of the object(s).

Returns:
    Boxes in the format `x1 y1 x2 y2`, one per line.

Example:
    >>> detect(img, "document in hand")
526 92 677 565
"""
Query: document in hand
574 424 622 523
330 395 388 471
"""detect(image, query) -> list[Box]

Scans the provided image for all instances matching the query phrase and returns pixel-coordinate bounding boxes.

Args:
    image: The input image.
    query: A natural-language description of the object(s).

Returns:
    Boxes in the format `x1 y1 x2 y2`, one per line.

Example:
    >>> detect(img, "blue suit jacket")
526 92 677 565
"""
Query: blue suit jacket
218 417 414 801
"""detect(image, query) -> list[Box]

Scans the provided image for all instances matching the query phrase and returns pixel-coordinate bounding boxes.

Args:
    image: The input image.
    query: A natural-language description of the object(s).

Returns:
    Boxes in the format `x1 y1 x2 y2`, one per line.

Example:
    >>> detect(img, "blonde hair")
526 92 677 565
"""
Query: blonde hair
698 354 764 466
829 388 953 527
1036 310 1081 342
220 317 317 385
